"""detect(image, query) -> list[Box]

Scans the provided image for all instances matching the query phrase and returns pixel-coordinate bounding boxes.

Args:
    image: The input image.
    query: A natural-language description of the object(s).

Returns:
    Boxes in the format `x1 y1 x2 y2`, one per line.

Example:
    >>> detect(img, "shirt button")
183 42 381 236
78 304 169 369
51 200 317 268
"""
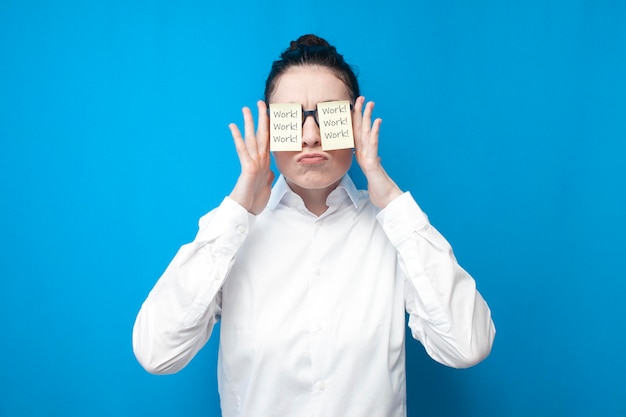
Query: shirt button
319 381 326 391
236 224 246 234
314 267 322 276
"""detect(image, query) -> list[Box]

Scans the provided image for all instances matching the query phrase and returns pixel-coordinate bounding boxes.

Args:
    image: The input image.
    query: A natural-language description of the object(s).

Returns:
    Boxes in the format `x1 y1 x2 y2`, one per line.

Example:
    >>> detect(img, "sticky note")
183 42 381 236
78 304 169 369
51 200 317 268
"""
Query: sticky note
317 100 354 151
269 103 302 151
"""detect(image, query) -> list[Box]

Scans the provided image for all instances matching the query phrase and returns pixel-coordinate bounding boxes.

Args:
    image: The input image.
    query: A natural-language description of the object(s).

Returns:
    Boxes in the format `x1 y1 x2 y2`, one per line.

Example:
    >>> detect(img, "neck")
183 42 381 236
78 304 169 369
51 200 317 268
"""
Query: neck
287 179 341 216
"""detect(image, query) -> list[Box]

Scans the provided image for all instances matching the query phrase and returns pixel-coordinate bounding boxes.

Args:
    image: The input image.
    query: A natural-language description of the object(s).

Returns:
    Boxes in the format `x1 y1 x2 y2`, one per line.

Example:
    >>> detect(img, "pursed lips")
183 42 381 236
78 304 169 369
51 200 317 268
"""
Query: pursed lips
297 153 328 164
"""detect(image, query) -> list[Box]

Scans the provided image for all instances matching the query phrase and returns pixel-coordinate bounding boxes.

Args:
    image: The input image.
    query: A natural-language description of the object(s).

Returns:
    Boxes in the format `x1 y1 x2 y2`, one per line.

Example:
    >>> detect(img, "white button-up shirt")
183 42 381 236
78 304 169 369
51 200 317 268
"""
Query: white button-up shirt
133 175 495 417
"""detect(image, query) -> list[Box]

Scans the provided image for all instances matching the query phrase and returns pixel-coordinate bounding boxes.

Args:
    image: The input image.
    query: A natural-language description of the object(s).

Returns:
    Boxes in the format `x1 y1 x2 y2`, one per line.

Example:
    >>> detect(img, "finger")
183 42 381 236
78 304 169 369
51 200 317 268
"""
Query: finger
229 122 243 144
352 96 365 141
359 101 375 149
229 123 252 165
372 117 382 136
242 107 254 137
370 118 382 149
363 101 375 130
241 107 258 155
256 100 270 159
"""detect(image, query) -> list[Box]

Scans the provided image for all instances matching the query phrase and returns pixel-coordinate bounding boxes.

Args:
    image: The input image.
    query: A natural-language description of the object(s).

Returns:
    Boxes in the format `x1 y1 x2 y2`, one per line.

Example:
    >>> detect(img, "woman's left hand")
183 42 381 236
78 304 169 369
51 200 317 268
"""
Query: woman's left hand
353 96 403 209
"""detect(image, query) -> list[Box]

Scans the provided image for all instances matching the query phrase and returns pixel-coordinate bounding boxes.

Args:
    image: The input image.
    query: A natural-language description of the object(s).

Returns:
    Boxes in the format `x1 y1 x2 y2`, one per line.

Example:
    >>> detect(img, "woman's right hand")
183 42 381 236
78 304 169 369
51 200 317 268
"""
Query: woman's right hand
228 101 275 215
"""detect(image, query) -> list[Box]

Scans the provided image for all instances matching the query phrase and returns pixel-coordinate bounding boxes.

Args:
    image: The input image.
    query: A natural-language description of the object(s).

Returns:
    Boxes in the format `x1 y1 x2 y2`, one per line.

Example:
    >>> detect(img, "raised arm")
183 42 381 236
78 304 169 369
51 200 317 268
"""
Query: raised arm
132 102 273 373
353 96 494 367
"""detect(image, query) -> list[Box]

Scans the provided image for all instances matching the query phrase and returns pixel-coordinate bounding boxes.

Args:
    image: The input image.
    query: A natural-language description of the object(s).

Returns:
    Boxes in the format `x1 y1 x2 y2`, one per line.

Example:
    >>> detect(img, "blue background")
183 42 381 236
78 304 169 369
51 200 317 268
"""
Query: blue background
1 1 625 416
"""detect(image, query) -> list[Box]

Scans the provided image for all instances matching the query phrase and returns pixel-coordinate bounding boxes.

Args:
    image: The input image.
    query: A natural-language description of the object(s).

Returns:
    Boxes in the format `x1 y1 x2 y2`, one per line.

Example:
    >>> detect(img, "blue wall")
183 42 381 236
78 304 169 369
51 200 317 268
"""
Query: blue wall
1 1 625 416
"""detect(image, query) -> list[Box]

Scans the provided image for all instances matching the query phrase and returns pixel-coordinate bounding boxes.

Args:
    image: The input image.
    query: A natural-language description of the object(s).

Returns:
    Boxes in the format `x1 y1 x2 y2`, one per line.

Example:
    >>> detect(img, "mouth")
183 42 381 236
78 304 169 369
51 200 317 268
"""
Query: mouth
297 153 328 165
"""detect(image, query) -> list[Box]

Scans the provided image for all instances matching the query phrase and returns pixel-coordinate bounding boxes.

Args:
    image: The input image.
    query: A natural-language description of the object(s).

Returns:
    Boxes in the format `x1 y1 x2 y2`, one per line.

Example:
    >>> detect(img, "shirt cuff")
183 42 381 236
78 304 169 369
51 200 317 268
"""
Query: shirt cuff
195 197 256 249
376 192 430 245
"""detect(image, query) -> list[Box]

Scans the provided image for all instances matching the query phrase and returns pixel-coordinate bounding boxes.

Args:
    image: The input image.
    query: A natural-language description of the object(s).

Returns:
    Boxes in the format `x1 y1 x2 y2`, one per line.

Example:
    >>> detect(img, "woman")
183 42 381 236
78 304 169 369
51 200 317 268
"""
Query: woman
133 34 495 417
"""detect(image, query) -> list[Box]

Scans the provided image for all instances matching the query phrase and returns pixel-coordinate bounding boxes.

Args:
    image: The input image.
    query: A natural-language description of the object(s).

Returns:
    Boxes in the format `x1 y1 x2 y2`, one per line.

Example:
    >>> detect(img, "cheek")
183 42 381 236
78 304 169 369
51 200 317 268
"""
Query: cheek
272 152 293 173
332 149 354 171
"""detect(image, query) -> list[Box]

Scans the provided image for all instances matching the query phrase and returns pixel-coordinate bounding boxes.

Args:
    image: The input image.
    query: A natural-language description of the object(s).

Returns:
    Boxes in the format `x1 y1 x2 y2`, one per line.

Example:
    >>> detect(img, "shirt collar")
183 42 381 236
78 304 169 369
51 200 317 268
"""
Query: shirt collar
266 174 364 211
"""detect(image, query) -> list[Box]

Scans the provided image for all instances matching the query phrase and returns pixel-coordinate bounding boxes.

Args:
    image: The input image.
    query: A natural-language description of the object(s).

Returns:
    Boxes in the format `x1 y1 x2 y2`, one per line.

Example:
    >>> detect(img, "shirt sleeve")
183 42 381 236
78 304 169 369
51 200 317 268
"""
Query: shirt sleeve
132 197 255 374
377 192 496 368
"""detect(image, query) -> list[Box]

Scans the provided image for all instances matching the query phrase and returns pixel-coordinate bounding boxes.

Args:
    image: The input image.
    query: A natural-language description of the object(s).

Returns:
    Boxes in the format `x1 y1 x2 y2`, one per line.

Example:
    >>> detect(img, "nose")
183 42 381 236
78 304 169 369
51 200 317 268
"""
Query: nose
302 114 321 148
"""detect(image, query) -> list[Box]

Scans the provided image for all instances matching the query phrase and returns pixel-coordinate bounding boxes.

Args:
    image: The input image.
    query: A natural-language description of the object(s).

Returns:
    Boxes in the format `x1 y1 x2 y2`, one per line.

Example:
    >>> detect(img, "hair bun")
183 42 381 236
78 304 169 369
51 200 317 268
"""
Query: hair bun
288 34 331 51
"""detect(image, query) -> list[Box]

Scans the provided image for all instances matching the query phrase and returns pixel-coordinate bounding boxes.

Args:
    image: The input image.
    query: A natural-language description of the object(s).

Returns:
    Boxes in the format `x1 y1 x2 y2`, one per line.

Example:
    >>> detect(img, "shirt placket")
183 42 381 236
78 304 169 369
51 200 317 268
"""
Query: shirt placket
308 216 330 414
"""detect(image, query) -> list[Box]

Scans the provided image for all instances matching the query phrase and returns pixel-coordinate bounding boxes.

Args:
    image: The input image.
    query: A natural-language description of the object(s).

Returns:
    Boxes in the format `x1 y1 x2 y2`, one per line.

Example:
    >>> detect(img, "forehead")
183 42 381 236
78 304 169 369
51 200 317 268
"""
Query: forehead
270 65 351 105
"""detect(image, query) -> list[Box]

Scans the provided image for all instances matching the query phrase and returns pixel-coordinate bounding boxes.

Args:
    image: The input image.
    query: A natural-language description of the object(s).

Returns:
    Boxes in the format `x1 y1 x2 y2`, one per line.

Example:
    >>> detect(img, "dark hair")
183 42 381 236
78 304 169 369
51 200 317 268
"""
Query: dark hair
264 34 360 104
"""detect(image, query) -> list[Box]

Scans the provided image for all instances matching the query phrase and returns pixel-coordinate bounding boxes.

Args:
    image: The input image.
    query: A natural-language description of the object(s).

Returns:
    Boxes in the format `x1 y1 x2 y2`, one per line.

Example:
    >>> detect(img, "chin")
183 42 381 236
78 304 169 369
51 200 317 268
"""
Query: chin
286 172 345 191
290 178 338 190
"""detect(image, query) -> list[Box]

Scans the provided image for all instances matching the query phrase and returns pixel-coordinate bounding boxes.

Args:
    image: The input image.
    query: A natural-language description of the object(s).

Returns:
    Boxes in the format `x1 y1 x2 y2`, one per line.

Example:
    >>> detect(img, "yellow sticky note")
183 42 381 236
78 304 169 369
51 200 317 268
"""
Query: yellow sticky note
269 103 302 151
317 100 354 151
